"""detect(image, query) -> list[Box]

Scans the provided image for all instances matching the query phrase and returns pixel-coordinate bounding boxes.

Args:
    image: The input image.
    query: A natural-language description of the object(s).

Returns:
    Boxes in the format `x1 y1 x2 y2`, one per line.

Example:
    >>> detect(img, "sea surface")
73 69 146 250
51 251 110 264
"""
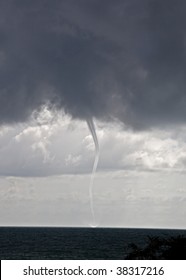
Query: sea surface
0 227 185 259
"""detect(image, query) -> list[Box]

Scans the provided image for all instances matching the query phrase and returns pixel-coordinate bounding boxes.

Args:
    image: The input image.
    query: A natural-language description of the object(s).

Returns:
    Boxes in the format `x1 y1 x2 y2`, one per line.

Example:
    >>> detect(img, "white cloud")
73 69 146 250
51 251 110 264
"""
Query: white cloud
0 108 186 177
65 154 82 166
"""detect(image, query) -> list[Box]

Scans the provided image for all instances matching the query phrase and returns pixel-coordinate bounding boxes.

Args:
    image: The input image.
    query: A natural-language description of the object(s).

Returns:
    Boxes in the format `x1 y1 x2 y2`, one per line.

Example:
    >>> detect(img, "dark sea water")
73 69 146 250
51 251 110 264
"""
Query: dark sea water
0 227 185 260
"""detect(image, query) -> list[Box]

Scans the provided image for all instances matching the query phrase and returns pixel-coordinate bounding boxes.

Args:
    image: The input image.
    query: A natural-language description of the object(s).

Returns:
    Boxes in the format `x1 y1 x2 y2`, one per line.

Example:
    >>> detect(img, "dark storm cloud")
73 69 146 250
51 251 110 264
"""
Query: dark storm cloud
0 0 186 129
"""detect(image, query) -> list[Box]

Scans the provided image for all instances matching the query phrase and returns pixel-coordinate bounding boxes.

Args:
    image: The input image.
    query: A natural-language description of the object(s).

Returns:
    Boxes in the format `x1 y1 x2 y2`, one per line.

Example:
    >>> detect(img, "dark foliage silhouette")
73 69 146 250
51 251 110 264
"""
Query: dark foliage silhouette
126 235 186 259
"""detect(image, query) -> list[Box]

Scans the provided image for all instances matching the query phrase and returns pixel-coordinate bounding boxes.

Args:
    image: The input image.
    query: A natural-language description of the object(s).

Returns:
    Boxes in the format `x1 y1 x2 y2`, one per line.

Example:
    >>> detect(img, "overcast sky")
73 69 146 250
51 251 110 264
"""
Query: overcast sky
0 0 186 228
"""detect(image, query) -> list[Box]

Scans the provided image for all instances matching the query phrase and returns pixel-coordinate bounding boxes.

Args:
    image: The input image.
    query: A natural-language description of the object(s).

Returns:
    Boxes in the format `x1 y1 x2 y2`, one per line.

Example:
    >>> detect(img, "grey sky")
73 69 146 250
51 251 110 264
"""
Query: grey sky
0 0 186 228
0 114 186 228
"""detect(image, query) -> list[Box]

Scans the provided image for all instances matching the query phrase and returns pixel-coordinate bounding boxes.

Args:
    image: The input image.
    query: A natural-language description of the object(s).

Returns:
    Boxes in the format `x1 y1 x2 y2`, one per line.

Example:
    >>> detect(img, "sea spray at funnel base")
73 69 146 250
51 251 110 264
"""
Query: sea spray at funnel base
86 118 100 227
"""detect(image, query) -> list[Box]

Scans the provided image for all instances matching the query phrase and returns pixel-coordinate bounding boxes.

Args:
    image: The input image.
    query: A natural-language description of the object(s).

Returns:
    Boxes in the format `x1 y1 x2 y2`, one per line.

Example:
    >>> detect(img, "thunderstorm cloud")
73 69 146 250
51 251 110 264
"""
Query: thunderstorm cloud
0 0 186 129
